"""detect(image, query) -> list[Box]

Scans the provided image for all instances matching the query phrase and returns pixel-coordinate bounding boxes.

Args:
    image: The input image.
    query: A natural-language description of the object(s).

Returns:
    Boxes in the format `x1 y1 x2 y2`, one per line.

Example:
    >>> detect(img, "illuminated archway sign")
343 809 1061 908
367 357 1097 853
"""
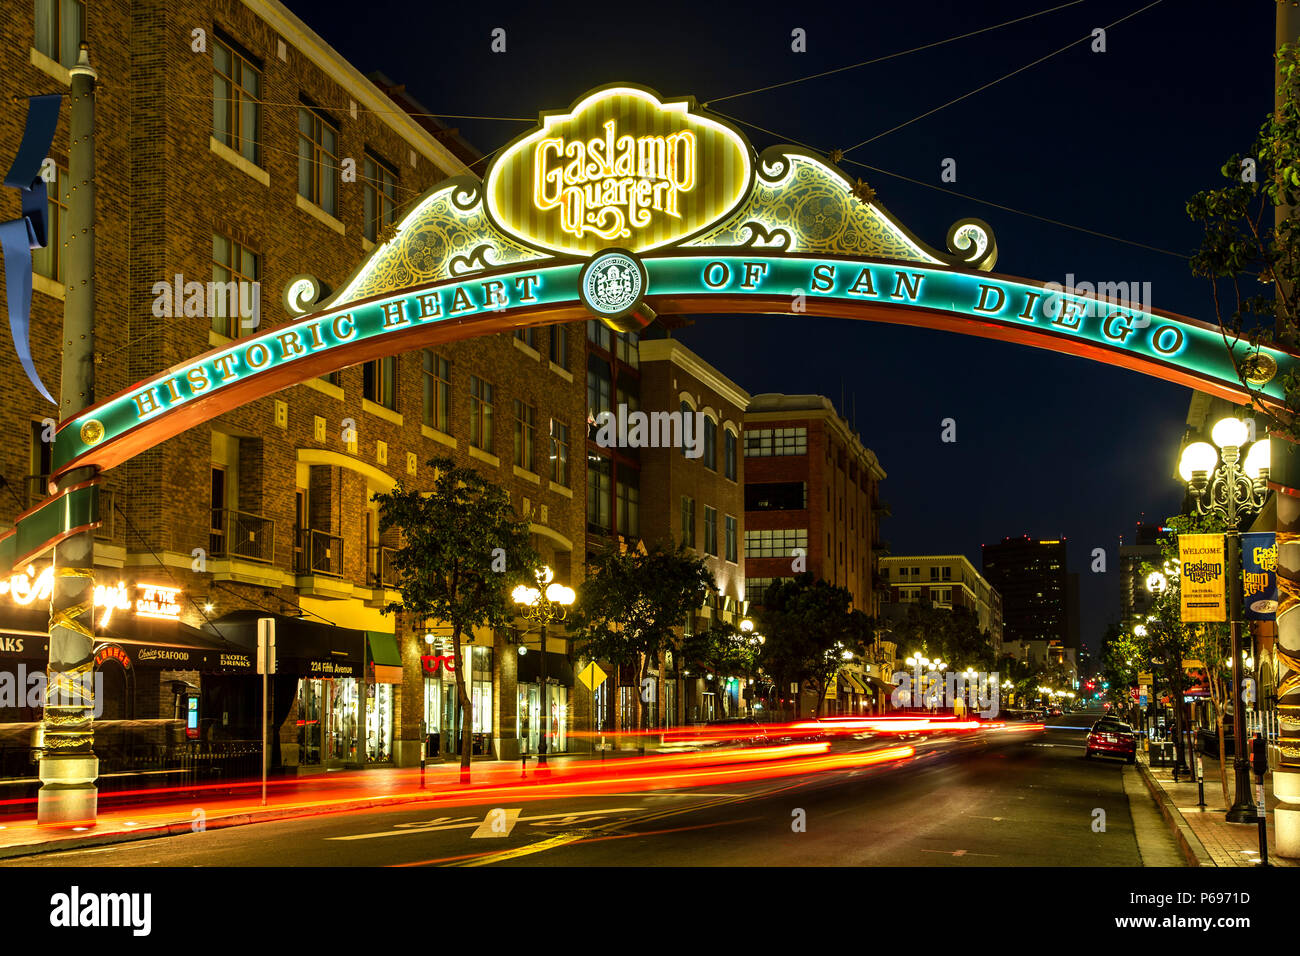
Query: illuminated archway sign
13 83 1295 521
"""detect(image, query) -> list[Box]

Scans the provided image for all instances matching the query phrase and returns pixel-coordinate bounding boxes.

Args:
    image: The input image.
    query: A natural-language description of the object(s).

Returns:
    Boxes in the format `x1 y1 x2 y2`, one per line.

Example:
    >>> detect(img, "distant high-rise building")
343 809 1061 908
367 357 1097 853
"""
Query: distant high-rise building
1120 521 1167 624
981 536 1070 647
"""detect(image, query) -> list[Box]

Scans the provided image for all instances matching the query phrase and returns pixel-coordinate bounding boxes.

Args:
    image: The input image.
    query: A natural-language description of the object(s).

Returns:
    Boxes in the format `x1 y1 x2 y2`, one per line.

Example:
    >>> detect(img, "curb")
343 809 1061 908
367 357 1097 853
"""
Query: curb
1135 760 1215 867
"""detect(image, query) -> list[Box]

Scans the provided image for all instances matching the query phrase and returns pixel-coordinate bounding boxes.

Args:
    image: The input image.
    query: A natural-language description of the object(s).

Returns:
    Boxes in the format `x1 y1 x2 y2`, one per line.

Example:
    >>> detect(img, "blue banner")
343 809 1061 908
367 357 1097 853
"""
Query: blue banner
1 94 63 405
1243 531 1277 621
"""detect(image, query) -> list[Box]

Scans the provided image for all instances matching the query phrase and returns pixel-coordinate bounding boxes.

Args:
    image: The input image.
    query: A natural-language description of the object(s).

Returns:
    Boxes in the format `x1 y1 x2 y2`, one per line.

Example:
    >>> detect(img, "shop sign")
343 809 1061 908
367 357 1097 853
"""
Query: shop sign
485 85 752 258
94 644 130 670
1242 531 1278 621
420 654 457 675
135 647 193 665
218 652 251 670
0 565 177 627
1179 533 1226 623
135 584 182 621
308 659 356 677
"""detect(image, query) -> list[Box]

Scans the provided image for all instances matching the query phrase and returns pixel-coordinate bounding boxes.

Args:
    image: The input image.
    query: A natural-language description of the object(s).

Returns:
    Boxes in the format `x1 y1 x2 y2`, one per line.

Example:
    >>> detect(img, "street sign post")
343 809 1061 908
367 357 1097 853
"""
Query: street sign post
256 618 276 807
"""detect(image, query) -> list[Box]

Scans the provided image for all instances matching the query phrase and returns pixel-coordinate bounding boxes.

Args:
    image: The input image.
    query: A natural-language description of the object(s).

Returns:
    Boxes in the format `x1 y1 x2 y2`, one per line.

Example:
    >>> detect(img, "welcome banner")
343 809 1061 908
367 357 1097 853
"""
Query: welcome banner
1243 531 1278 621
1179 533 1227 623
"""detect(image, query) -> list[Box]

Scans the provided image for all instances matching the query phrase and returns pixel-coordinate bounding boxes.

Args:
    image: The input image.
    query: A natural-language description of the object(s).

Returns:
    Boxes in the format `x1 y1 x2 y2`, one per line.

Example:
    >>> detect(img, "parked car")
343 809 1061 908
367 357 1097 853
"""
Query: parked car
1085 718 1137 763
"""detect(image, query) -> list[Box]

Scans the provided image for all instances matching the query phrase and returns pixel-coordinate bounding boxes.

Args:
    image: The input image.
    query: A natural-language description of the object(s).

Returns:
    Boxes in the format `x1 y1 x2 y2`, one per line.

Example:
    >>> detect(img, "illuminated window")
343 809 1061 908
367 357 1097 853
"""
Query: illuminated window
549 420 569 487
35 0 84 68
298 104 339 215
513 399 536 472
212 35 261 164
211 233 259 339
744 528 808 559
32 162 68 283
363 356 397 411
363 153 397 242
422 351 450 433
469 376 494 451
744 427 807 457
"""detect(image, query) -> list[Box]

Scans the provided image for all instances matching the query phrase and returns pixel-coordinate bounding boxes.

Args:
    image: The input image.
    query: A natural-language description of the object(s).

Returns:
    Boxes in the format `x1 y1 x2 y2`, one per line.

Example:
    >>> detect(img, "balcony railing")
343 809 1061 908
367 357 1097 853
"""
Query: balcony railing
209 508 275 564
368 545 399 589
297 528 344 578
26 475 121 543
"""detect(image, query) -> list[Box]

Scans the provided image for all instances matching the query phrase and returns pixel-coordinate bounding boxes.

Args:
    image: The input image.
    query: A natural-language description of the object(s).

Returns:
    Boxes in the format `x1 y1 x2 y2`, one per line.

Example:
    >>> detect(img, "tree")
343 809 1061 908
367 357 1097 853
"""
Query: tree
1187 40 1300 427
892 602 995 672
375 456 538 779
757 575 865 717
681 620 760 707
570 541 715 735
1097 620 1142 716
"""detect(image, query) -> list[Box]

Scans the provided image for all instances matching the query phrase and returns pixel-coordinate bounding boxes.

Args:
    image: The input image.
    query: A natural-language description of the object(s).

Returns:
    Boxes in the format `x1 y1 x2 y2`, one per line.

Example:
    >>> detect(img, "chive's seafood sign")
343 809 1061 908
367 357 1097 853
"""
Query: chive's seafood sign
2 82 1293 576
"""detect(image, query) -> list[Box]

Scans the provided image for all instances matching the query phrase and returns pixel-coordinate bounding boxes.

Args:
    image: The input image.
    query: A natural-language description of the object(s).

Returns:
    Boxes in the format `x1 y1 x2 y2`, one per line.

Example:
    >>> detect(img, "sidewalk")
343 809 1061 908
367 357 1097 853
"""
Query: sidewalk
0 748 644 860
1136 746 1293 867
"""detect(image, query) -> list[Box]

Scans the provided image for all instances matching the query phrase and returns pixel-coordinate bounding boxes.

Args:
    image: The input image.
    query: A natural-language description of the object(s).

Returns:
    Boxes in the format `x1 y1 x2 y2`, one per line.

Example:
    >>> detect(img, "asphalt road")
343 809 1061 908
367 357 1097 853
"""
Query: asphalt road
3 717 1180 867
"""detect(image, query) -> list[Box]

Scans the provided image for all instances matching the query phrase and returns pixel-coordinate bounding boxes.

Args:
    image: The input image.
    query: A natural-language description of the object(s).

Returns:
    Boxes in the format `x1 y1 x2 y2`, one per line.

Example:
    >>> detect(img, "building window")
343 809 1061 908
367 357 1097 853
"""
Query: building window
703 419 717 471
744 528 808 559
550 326 568 367
513 400 536 472
744 427 808 457
211 233 258 338
212 36 261 165
930 567 940 582
35 0 84 69
617 472 640 540
586 318 611 352
298 105 339 216
680 496 696 548
931 587 952 606
363 356 397 410
469 376 494 451
32 163 68 282
587 356 612 430
703 506 718 556
681 402 694 459
363 153 397 242
587 457 611 532
469 646 493 734
943 567 953 581
615 331 640 368
746 577 776 606
422 351 450 433
724 430 737 480
514 327 537 350
725 515 738 563
745 482 808 511
549 420 569 486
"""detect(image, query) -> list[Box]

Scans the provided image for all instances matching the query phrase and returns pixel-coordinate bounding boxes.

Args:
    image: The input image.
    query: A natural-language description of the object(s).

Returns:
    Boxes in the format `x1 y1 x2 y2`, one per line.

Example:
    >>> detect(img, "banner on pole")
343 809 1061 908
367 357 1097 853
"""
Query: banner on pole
1179 533 1226 623
1242 531 1278 621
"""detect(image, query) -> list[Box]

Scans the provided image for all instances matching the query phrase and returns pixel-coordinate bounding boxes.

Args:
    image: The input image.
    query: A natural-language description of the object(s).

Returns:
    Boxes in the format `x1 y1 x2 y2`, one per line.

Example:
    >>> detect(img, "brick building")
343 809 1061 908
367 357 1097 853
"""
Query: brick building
879 554 1004 656
742 393 887 715
638 337 748 724
0 0 588 776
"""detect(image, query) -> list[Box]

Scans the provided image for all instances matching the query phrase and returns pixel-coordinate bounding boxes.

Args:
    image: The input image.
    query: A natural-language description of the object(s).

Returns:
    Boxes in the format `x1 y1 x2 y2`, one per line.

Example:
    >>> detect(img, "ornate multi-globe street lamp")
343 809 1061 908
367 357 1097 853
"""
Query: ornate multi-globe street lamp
1178 416 1270 823
512 566 575 767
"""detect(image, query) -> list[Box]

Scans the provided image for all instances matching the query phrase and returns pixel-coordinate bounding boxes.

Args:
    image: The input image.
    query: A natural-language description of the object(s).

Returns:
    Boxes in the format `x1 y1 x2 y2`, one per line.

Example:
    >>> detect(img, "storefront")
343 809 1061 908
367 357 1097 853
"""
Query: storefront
208 610 398 770
515 650 571 754
421 643 494 756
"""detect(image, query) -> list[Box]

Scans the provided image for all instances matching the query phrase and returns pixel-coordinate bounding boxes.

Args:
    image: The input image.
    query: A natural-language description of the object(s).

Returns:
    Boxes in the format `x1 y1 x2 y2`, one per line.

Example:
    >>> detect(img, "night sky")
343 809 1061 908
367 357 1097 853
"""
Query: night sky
287 0 1275 652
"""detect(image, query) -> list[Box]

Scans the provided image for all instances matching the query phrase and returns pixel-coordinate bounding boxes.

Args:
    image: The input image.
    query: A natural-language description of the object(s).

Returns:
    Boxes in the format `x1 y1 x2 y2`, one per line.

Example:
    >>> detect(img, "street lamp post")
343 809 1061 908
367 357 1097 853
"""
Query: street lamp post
1178 417 1270 823
512 567 575 767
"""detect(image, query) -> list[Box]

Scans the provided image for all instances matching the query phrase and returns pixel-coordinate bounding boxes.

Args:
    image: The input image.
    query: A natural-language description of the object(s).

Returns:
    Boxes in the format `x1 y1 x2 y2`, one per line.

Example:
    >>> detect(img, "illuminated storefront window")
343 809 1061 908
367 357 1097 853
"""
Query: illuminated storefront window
297 677 359 765
366 682 392 762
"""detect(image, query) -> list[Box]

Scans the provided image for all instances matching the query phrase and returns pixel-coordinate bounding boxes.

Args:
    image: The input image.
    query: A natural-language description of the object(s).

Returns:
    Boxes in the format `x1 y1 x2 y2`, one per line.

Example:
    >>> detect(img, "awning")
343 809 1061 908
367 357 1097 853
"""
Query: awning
206 610 364 678
93 615 255 672
366 631 402 665
843 672 870 695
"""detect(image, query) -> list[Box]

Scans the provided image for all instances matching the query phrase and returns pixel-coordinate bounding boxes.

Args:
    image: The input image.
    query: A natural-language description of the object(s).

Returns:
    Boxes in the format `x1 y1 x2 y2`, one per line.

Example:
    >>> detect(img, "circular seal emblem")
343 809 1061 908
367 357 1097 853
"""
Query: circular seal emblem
1243 351 1278 387
579 249 647 326
79 419 104 446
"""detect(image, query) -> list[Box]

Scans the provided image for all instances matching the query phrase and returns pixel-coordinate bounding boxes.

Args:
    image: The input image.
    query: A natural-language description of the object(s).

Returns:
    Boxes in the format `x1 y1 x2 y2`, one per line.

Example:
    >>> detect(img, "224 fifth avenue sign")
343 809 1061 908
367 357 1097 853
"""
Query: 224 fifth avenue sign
23 82 1300 512
1179 533 1227 623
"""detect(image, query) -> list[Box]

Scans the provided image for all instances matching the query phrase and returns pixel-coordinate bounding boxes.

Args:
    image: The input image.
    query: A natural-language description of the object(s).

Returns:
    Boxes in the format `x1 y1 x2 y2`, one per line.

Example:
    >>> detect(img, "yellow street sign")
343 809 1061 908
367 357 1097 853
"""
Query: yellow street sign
578 661 607 691
1138 673 1154 684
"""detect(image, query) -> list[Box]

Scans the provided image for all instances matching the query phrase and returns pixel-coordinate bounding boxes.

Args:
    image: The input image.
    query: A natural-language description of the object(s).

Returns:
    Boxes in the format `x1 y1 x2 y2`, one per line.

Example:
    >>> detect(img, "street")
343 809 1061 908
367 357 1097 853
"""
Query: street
2 718 1181 867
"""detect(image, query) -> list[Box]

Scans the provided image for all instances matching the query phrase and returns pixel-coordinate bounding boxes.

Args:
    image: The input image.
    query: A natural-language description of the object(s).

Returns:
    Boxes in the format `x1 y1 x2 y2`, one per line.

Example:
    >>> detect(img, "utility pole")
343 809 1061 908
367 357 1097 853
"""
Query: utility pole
37 44 99 826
